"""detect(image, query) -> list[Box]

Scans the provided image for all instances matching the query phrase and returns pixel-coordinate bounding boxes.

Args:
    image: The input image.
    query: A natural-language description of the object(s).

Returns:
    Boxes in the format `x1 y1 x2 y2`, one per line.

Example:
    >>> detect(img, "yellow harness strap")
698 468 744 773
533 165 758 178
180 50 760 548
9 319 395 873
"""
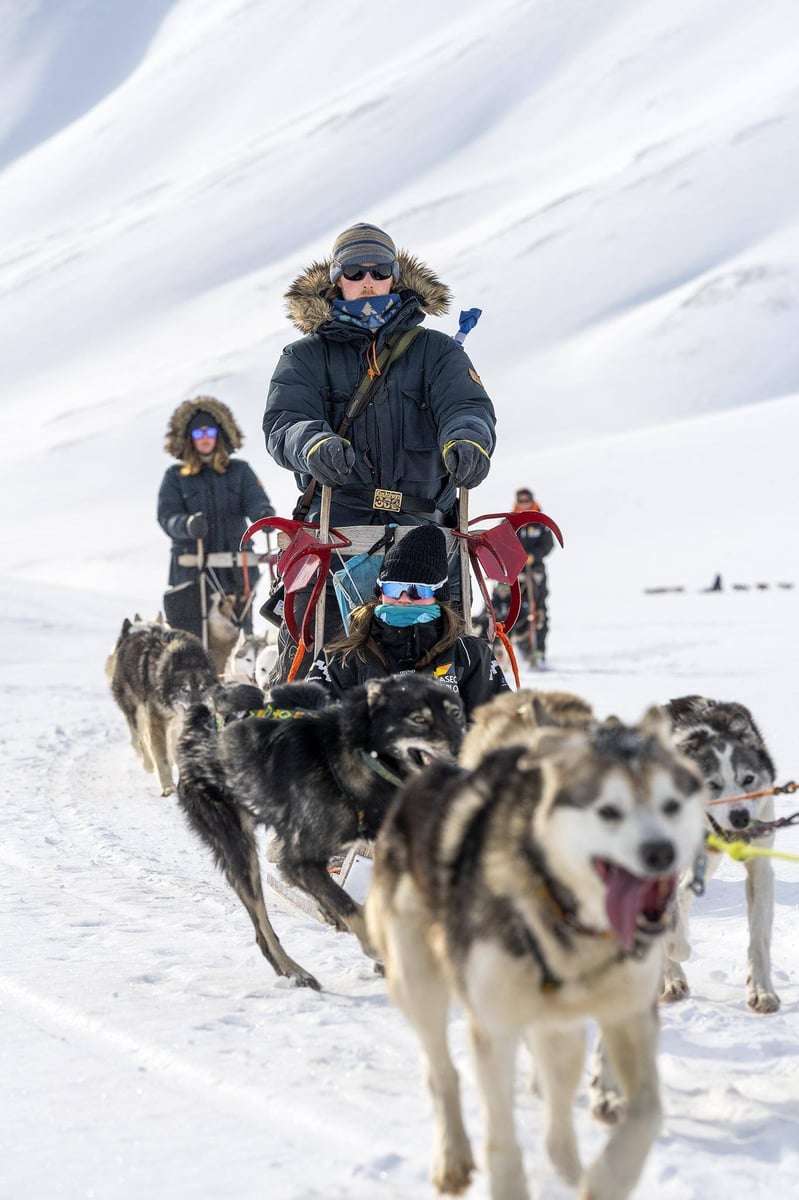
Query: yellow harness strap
705 833 799 864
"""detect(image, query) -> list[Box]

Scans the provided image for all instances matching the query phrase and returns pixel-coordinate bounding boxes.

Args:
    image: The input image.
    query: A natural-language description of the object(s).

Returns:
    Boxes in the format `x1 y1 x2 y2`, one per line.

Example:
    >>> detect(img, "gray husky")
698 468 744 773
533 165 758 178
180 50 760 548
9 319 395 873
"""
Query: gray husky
460 686 595 769
589 694 779 1127
107 618 218 796
175 675 465 991
660 695 780 1013
366 705 705 1200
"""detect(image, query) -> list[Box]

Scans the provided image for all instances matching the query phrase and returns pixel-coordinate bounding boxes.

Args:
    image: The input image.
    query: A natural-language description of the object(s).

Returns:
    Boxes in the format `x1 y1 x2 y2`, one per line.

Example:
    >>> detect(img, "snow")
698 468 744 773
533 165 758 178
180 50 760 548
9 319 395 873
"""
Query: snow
1 2 798 1198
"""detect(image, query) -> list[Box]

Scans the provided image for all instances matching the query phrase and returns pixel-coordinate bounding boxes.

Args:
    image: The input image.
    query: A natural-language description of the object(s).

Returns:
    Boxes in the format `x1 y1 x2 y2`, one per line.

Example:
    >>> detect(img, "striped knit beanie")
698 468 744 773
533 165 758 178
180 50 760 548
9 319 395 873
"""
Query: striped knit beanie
330 223 399 284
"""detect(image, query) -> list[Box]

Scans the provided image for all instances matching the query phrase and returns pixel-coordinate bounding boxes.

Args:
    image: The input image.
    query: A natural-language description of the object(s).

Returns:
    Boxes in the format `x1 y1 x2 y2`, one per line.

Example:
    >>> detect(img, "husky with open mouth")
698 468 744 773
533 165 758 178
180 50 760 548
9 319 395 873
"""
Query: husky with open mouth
366 706 705 1200
176 674 465 990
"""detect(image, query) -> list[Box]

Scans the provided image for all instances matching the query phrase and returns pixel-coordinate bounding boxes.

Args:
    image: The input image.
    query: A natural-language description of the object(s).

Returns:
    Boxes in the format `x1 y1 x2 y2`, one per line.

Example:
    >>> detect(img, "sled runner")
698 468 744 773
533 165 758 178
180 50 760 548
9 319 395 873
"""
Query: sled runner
264 842 371 925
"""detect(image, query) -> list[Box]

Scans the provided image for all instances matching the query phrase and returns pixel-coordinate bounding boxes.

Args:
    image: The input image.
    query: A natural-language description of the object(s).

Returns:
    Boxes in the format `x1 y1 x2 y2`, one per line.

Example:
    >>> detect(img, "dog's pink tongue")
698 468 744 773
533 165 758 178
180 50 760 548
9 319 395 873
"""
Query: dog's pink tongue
604 867 651 951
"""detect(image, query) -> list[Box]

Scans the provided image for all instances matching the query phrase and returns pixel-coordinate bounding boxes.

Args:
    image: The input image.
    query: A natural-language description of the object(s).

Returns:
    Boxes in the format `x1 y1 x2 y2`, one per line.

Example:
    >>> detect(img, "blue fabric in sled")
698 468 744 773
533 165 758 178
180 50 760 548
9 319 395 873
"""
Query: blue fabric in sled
332 552 383 632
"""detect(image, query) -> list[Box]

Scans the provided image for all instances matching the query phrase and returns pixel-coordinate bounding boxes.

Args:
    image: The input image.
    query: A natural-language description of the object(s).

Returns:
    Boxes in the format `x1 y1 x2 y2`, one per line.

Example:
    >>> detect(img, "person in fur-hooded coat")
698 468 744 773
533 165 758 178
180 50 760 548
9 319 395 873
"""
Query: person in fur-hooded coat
158 396 275 625
263 222 496 530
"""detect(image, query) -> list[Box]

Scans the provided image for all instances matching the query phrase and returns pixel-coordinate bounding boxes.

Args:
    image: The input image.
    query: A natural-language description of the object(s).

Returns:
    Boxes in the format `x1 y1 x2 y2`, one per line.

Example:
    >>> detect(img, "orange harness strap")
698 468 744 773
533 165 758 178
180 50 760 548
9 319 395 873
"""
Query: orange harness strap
495 622 521 688
287 639 307 682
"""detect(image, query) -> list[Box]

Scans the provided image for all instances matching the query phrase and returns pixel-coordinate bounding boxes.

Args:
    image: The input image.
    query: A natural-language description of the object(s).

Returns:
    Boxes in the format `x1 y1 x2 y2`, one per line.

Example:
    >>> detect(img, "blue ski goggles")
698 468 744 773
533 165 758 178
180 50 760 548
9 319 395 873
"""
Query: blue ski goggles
379 579 447 601
191 425 218 440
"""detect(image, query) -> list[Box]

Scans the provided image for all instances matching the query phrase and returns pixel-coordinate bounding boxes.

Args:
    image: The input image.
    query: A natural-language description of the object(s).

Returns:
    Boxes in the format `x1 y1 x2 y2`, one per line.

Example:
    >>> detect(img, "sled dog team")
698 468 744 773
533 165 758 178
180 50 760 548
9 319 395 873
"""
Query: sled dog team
107 610 781 1200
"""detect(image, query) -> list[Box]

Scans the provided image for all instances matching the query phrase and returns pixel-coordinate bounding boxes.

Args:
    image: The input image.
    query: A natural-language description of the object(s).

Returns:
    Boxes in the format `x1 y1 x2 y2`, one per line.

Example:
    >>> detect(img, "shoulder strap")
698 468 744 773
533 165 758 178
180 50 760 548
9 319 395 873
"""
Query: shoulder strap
293 327 423 521
338 327 422 439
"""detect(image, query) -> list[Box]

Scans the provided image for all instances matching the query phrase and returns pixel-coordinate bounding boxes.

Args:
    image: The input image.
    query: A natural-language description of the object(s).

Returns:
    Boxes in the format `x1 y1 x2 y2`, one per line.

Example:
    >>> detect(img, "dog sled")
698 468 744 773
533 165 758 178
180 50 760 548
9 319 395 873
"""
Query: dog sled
244 305 563 681
165 537 279 653
263 841 374 925
236 493 563 925
242 491 564 685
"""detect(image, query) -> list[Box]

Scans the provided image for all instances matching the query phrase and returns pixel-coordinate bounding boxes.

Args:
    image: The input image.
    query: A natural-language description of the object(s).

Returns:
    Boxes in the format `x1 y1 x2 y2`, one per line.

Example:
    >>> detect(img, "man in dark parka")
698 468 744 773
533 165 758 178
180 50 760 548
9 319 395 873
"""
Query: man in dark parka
263 222 496 529
262 223 496 677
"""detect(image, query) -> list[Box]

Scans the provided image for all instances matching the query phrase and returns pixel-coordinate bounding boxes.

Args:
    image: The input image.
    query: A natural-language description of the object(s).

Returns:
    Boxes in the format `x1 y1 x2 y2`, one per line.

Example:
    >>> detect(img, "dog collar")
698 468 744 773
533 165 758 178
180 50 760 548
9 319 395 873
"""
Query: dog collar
357 748 404 788
518 865 661 993
524 851 610 943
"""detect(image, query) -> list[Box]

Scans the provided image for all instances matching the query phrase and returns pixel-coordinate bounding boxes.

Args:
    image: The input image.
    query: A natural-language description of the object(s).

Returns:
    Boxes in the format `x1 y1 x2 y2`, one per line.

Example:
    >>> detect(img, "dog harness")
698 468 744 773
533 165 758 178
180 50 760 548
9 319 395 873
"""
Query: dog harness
214 702 322 730
517 871 661 993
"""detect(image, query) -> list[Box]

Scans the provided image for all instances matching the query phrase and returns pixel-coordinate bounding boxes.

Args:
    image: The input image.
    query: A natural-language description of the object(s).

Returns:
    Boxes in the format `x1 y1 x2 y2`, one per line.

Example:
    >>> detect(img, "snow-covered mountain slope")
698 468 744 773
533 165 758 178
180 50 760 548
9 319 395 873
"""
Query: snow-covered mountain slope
2 0 798 603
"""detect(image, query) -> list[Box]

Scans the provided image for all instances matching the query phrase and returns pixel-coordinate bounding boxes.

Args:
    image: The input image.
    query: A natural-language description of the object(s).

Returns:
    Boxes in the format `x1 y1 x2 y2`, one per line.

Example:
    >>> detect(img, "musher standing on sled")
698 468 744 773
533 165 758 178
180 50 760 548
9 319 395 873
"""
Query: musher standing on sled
158 396 275 634
262 222 496 680
513 486 555 663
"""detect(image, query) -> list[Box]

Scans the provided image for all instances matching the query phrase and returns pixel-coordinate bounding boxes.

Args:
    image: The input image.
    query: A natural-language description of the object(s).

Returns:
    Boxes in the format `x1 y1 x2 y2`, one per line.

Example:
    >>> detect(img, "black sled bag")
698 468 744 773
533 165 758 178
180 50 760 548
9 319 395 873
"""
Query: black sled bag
163 580 203 638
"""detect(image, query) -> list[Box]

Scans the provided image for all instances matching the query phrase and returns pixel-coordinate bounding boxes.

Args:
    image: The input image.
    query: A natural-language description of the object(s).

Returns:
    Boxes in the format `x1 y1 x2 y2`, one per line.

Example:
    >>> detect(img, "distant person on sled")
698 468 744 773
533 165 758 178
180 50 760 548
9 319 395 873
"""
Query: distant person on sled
158 397 275 635
262 221 496 680
307 526 509 720
489 486 555 665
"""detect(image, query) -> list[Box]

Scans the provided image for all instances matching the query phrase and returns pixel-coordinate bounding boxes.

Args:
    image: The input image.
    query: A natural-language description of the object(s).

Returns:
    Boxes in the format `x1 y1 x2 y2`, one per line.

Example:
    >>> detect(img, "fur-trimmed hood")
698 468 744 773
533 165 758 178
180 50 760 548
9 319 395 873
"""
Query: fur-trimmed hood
164 396 244 459
285 251 452 335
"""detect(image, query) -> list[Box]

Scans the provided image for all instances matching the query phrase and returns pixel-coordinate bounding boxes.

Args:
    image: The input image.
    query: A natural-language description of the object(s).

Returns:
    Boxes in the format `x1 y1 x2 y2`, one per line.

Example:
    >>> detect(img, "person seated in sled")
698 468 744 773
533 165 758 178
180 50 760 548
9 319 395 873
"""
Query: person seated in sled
157 397 275 634
262 221 496 679
506 485 555 662
306 526 509 722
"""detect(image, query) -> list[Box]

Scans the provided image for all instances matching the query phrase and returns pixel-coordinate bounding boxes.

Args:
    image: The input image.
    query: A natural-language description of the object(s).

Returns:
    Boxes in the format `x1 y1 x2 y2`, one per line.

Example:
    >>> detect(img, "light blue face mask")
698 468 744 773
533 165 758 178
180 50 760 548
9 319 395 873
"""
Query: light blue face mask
374 603 441 628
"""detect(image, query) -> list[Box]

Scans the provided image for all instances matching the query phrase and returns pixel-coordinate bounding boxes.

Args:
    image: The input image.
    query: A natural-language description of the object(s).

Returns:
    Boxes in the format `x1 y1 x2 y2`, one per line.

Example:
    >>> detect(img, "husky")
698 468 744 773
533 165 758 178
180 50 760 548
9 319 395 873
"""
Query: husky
107 618 218 796
223 628 278 687
104 611 164 680
366 705 705 1200
460 687 595 768
660 695 780 1013
254 636 279 690
175 674 465 991
206 592 241 676
225 631 268 684
588 693 779 1127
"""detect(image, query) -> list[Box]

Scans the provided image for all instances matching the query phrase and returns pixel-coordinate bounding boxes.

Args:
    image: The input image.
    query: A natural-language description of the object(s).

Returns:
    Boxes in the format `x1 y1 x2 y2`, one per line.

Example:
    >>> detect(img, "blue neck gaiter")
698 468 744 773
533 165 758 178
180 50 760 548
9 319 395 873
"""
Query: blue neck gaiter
331 294 401 330
374 603 441 628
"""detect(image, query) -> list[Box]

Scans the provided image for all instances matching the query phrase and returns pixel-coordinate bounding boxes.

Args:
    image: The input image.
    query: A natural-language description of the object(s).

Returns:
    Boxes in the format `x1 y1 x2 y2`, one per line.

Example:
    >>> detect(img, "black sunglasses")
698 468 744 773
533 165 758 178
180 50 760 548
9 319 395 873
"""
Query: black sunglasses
340 263 395 281
191 426 218 440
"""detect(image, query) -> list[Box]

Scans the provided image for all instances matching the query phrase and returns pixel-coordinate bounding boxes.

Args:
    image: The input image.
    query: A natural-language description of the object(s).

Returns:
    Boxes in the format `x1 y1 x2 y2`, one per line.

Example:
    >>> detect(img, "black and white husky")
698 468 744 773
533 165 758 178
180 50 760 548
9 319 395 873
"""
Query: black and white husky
366 704 705 1200
661 695 780 1013
589 694 780 1126
175 675 465 991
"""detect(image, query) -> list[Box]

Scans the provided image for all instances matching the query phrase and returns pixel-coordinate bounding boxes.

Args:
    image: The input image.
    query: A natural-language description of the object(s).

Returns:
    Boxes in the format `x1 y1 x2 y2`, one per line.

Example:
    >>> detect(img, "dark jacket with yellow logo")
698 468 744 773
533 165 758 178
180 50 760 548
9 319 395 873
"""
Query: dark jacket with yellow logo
263 254 496 528
306 619 509 721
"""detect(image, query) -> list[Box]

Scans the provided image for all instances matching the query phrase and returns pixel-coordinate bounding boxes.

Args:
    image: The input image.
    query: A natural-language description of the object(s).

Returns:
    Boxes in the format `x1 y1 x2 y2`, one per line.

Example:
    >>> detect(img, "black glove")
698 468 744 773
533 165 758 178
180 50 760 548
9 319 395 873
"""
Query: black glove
306 436 355 487
443 440 491 488
186 512 208 540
